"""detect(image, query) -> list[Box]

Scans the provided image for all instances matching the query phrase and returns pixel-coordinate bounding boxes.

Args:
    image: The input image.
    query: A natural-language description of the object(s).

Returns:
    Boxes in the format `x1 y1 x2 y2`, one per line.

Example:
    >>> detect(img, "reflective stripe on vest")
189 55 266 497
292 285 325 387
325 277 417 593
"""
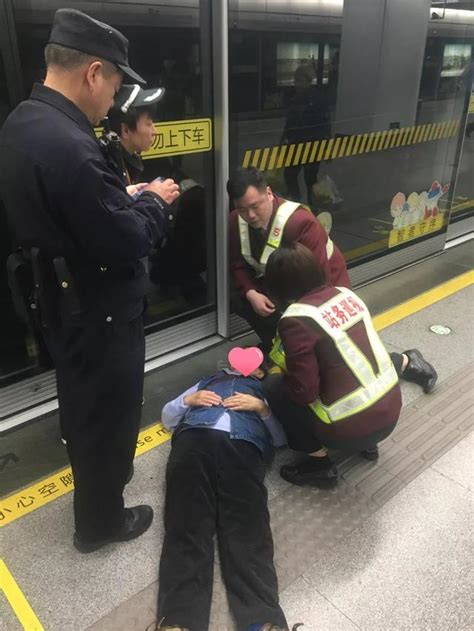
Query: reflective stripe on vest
239 200 300 275
270 288 399 424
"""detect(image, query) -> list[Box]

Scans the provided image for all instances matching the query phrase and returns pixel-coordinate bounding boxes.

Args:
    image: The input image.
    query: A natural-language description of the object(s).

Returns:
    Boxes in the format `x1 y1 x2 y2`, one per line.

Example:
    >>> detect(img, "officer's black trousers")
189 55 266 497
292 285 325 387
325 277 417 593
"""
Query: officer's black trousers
44 316 145 541
157 428 287 631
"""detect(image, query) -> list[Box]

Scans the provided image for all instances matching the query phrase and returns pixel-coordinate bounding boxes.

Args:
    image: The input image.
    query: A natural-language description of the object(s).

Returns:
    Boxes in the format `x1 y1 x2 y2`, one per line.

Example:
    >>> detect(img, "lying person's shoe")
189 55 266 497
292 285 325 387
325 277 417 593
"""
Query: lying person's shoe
146 625 189 631
401 349 438 393
280 455 338 488
73 505 153 553
148 626 189 631
360 446 379 461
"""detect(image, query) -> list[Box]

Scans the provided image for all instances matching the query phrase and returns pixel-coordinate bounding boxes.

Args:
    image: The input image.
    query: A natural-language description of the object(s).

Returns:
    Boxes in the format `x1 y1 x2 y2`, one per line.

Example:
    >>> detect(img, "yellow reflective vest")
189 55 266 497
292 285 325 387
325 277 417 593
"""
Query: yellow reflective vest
239 199 334 276
269 287 399 424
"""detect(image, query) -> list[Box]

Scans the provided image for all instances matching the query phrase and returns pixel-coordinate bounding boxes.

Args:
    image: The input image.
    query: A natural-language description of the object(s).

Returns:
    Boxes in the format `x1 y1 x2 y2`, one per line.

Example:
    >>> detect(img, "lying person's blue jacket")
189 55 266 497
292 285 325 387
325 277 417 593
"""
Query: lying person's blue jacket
162 369 287 457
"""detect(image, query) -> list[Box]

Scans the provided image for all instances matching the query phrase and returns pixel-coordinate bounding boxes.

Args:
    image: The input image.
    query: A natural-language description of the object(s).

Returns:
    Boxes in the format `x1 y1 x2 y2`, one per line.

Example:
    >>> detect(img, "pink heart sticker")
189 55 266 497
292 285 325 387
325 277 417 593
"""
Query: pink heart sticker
228 347 264 377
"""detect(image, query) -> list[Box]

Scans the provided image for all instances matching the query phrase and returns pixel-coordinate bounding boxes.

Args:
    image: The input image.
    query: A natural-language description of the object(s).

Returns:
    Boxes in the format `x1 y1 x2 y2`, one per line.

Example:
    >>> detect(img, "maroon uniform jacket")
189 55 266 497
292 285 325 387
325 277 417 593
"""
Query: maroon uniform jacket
278 285 402 446
229 195 350 297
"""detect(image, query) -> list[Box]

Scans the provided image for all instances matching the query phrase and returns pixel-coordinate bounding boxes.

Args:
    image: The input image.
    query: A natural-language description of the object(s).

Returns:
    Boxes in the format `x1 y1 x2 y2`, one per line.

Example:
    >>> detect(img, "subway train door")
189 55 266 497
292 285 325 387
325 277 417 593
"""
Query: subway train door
0 0 217 430
102 0 217 349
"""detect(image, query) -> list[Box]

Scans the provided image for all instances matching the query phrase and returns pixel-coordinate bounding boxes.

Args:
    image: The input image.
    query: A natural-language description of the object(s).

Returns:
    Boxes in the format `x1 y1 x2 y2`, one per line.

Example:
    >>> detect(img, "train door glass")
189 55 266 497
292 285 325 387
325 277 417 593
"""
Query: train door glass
1 0 216 389
228 1 473 271
447 76 474 229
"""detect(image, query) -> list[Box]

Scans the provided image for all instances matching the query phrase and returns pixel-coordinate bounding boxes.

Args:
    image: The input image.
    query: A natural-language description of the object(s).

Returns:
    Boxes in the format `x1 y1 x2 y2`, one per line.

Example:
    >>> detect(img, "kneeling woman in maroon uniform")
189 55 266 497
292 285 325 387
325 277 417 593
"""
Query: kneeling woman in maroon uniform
264 243 409 488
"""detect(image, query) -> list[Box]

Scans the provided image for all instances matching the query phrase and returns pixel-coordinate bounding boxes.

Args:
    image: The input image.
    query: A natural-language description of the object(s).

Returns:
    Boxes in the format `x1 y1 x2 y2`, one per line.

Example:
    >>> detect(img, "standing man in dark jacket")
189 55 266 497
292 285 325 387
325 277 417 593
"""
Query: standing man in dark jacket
0 9 180 552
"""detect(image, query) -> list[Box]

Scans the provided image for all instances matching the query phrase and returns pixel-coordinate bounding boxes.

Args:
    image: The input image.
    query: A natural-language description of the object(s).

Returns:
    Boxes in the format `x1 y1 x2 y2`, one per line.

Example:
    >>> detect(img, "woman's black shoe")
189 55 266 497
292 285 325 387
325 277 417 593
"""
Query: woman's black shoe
280 455 338 488
402 349 438 393
360 446 379 461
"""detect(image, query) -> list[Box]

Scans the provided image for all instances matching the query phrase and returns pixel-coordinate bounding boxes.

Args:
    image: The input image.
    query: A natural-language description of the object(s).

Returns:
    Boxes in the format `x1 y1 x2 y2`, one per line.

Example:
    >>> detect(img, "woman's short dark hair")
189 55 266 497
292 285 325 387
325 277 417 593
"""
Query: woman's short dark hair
266 243 326 305
227 167 267 201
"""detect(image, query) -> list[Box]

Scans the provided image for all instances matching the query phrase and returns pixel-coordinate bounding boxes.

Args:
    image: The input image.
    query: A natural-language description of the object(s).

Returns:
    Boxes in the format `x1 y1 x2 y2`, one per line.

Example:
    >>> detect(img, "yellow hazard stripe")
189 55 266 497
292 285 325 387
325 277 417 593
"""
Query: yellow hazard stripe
241 118 461 169
373 270 474 331
301 141 312 165
0 422 171 528
1 560 44 630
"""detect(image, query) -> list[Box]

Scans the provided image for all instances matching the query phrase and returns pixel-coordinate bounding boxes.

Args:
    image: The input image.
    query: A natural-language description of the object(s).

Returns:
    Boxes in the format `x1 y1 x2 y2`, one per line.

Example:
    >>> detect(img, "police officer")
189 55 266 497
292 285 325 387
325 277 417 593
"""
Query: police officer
0 9 180 552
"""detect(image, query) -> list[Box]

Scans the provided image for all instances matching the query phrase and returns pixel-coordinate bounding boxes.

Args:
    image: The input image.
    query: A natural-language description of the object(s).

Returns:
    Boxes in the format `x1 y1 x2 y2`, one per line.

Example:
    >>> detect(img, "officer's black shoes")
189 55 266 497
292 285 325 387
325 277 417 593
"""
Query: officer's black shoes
280 455 338 488
360 446 379 461
402 349 438 393
73 505 154 553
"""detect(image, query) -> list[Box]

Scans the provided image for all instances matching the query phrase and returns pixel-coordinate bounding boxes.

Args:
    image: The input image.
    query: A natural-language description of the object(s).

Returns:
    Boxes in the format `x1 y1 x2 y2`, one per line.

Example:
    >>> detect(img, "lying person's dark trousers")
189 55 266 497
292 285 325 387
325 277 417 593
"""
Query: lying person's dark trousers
158 427 287 631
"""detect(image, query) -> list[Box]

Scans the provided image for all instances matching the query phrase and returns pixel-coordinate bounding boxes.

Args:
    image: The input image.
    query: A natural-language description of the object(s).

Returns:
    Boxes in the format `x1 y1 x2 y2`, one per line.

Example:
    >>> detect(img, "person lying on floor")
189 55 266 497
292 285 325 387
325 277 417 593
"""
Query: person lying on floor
152 348 301 631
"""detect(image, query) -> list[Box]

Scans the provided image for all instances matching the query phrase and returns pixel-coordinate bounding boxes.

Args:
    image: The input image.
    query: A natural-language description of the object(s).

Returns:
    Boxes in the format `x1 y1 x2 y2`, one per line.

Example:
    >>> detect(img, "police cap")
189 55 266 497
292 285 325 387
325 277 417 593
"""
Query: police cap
49 8 145 84
113 85 165 113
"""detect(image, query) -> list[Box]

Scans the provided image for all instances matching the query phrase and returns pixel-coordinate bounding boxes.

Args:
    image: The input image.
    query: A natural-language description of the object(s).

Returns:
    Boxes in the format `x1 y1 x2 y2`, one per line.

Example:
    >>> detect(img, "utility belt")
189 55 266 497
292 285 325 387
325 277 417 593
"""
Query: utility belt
6 248 82 330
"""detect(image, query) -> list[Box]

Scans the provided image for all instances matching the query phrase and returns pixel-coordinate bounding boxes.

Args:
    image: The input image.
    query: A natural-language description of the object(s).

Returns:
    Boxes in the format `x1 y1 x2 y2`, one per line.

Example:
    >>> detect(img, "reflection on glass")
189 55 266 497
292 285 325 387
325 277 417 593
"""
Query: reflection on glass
276 42 319 86
323 44 339 85
229 0 473 267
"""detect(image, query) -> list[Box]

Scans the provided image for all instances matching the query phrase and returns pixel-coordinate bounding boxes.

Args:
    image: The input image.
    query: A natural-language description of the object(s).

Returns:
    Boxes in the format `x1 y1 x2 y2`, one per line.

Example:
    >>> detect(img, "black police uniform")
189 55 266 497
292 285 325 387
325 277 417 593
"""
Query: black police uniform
0 17 173 543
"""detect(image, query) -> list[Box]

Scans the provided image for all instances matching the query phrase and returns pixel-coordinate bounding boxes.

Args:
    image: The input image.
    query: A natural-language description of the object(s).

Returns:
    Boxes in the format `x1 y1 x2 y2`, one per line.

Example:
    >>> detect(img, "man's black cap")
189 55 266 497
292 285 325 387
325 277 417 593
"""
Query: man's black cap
48 8 145 84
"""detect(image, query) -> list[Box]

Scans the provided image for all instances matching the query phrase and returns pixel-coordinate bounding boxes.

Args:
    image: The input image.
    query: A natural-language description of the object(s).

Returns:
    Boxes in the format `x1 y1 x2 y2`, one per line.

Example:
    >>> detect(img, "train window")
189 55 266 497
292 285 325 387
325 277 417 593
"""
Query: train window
323 44 339 86
276 42 319 87
441 43 471 78
228 0 473 274
447 76 474 227
229 31 260 114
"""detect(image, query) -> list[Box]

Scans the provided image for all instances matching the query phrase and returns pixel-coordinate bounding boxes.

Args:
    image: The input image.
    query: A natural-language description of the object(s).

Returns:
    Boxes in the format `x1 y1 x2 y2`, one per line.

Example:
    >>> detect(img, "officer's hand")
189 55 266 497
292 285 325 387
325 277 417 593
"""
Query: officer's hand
184 390 222 408
145 178 180 205
246 290 276 317
223 393 269 417
126 182 148 198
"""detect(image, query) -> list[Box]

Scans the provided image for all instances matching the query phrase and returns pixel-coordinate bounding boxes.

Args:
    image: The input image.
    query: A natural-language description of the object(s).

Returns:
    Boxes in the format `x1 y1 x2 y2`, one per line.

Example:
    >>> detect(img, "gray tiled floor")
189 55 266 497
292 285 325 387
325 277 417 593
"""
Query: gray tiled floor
283 464 474 631
431 432 474 492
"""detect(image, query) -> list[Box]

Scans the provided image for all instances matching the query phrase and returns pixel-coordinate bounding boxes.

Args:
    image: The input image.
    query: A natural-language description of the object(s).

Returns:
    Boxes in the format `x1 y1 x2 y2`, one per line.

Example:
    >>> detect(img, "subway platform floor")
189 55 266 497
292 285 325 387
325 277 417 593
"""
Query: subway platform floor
0 241 473 631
